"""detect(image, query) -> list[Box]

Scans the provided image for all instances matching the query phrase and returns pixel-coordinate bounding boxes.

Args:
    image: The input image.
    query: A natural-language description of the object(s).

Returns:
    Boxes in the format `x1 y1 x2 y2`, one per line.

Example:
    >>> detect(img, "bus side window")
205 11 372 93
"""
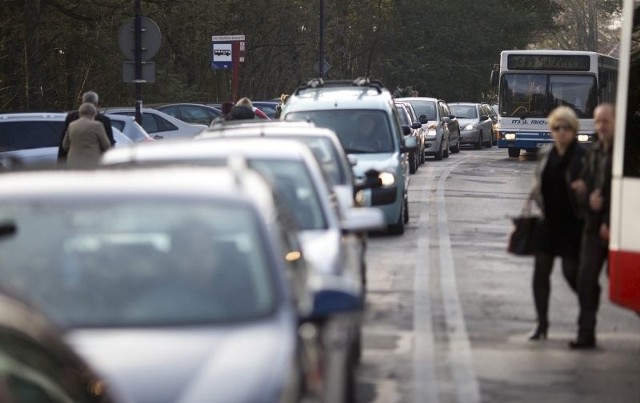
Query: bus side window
623 6 640 177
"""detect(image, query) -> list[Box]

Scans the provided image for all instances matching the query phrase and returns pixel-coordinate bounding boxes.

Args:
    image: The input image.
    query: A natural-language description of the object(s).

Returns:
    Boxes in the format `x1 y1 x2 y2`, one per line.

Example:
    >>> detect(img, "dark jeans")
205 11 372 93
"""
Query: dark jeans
577 232 608 335
533 252 578 324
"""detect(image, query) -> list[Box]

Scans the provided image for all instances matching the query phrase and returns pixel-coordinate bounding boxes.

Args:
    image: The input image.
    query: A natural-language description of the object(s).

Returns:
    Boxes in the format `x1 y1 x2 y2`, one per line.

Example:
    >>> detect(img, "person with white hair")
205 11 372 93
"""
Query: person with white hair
61 102 111 167
57 91 115 162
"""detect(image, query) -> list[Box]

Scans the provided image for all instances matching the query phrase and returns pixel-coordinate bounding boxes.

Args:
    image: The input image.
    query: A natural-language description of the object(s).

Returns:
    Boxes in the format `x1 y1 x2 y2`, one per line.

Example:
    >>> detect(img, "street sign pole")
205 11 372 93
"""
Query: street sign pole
232 41 240 102
319 0 325 78
134 0 142 124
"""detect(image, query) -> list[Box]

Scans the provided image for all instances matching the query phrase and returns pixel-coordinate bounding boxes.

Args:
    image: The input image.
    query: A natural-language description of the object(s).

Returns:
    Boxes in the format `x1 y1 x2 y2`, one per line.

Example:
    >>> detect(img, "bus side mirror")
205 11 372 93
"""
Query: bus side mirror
490 70 499 86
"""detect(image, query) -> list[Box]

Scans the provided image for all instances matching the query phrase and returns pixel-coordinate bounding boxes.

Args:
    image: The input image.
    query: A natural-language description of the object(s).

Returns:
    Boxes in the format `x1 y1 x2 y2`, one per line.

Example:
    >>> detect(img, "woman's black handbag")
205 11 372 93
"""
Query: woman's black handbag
507 195 540 256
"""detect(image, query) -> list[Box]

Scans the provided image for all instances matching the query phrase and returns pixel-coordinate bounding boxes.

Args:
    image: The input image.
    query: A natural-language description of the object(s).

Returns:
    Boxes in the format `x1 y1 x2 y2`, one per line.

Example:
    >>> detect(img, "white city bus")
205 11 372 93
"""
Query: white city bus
610 0 640 314
491 50 618 157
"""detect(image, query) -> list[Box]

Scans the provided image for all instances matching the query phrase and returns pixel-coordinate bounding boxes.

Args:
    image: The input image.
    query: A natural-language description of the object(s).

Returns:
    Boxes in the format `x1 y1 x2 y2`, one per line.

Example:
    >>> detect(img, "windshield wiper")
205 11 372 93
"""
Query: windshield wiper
0 221 17 240
344 148 375 154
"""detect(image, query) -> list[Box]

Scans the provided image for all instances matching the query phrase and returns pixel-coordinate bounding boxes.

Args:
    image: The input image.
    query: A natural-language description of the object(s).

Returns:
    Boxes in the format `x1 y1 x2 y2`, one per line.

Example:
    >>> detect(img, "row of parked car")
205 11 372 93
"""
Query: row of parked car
0 78 429 402
0 79 501 402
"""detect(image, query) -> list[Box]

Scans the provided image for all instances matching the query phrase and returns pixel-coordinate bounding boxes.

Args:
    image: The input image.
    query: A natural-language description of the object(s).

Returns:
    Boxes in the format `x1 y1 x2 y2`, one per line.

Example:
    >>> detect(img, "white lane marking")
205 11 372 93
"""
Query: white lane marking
436 158 481 403
413 177 440 403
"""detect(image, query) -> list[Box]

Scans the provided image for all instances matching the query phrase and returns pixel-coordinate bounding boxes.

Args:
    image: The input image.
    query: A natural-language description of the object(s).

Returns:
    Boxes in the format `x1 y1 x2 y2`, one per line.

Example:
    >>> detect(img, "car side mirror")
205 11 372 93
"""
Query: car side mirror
480 115 489 121
449 115 456 120
490 70 499 86
341 207 385 233
153 135 164 140
303 276 363 322
354 169 382 192
347 154 358 167
419 115 429 124
402 125 411 136
442 117 451 124
411 122 422 130
401 136 417 153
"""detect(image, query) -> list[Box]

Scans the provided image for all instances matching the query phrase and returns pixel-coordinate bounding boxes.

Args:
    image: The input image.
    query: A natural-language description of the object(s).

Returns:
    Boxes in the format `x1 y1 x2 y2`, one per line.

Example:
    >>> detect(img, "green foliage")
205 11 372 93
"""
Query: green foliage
0 0 621 111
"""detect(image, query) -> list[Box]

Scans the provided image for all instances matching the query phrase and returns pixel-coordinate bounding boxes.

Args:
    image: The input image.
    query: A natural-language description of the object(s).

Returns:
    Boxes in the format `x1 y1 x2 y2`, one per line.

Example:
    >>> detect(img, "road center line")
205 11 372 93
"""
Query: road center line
436 157 481 403
413 175 439 403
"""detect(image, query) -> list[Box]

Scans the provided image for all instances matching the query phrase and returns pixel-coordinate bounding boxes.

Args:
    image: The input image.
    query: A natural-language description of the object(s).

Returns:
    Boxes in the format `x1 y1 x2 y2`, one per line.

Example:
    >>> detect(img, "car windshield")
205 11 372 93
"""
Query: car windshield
285 110 395 154
403 100 437 122
450 105 478 119
249 159 328 230
0 200 276 328
499 74 597 118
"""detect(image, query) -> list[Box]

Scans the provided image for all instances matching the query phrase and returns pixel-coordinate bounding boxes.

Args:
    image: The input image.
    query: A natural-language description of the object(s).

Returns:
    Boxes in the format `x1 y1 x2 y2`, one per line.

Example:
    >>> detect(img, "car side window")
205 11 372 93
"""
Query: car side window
155 115 178 132
180 106 214 125
141 114 159 134
0 121 64 151
158 105 178 118
111 120 125 132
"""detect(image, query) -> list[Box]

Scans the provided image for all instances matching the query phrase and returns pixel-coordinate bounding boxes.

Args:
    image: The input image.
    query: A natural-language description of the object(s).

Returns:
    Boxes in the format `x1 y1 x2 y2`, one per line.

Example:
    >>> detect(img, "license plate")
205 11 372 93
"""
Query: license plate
537 143 552 148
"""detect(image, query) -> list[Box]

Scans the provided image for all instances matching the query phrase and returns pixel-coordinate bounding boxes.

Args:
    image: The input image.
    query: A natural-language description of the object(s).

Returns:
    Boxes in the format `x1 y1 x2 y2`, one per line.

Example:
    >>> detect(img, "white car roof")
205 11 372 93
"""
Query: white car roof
0 167 269 204
285 87 395 112
0 113 68 121
102 137 315 166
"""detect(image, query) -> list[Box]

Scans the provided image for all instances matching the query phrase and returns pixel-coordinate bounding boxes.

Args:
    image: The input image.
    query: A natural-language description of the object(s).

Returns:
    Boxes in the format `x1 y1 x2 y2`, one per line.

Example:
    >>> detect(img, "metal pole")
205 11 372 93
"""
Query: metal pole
319 0 324 78
134 0 142 124
232 41 240 102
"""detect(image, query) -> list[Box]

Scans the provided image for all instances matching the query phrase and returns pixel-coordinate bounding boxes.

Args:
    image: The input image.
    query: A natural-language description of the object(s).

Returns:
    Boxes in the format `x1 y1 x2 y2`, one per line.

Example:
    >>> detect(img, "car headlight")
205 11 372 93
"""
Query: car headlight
426 129 437 137
379 172 395 186
505 133 516 140
464 124 475 131
578 134 590 142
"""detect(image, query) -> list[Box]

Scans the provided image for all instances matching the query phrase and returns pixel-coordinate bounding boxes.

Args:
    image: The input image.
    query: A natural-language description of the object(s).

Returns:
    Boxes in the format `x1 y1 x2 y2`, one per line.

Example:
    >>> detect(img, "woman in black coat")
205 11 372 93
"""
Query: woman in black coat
529 106 586 340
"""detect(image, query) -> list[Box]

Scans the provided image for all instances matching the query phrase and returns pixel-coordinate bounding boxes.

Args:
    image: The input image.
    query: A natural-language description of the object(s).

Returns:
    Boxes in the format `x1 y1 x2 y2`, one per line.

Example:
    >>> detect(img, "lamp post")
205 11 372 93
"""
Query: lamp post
134 0 142 124
319 0 325 78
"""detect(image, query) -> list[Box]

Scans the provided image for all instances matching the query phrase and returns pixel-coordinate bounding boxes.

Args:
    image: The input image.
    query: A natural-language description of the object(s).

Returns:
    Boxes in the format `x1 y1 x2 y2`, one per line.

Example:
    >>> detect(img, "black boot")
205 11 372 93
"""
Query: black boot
569 331 596 349
529 321 548 341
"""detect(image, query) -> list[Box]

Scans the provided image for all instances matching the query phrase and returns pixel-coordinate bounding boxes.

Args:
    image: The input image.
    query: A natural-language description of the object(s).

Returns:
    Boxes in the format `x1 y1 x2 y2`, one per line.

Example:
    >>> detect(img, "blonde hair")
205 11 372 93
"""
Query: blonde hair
235 97 253 109
548 106 579 133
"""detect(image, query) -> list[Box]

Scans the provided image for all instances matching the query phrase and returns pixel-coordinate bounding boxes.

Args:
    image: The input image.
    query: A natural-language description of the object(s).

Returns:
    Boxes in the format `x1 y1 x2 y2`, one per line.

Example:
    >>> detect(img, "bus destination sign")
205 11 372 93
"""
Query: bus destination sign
507 55 591 71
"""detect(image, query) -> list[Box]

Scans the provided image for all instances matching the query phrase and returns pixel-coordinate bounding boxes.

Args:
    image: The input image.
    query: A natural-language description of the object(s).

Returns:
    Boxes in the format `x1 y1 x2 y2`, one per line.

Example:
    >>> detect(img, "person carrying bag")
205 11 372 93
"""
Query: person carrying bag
518 106 585 341
508 192 540 256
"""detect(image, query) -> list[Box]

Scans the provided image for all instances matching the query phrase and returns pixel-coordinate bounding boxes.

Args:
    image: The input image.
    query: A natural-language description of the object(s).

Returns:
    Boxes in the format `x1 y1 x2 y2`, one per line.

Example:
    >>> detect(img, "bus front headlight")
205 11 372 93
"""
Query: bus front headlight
505 133 516 140
578 134 590 142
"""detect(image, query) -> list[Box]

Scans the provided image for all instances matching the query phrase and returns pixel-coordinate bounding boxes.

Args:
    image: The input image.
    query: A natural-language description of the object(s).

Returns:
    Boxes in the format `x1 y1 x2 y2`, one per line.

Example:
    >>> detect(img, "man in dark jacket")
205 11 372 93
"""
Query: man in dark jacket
569 103 615 349
58 91 115 162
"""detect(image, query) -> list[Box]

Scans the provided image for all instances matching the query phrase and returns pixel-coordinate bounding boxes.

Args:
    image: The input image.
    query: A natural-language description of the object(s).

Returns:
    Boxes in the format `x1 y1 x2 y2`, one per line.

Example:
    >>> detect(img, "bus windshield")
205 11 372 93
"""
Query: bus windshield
499 74 597 118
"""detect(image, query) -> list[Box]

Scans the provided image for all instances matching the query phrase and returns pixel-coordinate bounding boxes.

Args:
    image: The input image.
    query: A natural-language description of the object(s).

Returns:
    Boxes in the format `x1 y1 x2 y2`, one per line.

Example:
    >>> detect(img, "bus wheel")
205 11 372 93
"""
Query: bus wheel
508 147 520 158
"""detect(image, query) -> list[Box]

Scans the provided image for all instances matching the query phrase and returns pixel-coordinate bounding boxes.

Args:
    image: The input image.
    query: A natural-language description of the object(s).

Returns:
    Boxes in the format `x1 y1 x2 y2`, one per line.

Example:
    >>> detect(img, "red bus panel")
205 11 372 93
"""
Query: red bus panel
609 250 640 312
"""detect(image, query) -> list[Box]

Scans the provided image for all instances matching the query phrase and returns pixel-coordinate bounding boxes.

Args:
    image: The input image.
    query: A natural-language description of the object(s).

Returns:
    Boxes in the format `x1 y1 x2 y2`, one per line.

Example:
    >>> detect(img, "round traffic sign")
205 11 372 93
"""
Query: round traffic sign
118 17 162 61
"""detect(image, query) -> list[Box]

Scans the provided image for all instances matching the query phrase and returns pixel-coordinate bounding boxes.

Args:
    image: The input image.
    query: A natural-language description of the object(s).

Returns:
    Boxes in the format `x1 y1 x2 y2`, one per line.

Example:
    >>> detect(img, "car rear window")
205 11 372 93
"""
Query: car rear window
406 100 437 121
0 121 64 151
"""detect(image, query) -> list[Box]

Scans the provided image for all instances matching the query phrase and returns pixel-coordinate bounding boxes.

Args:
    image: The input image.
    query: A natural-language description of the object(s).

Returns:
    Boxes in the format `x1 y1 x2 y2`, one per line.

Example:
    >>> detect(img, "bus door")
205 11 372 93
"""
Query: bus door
609 0 640 313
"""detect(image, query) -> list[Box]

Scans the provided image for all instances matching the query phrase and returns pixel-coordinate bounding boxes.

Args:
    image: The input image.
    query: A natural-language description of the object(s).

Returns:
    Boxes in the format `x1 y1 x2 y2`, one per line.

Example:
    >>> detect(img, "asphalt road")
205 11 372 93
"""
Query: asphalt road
356 146 640 403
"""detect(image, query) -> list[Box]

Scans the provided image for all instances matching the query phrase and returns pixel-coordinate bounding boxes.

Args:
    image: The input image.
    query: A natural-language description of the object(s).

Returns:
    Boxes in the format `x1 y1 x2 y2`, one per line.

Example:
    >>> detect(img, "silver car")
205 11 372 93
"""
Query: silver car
0 167 362 403
104 107 207 139
102 138 384 402
449 102 494 149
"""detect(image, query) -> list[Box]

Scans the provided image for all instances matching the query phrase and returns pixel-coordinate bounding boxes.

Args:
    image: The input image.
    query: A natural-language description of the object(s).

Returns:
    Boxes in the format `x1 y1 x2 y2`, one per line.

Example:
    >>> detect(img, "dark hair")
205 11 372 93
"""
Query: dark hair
221 102 234 115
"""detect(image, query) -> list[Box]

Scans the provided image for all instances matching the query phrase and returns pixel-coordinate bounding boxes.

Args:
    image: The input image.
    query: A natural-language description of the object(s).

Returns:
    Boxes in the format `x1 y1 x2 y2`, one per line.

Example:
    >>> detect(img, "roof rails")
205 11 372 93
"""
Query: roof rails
293 77 385 95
